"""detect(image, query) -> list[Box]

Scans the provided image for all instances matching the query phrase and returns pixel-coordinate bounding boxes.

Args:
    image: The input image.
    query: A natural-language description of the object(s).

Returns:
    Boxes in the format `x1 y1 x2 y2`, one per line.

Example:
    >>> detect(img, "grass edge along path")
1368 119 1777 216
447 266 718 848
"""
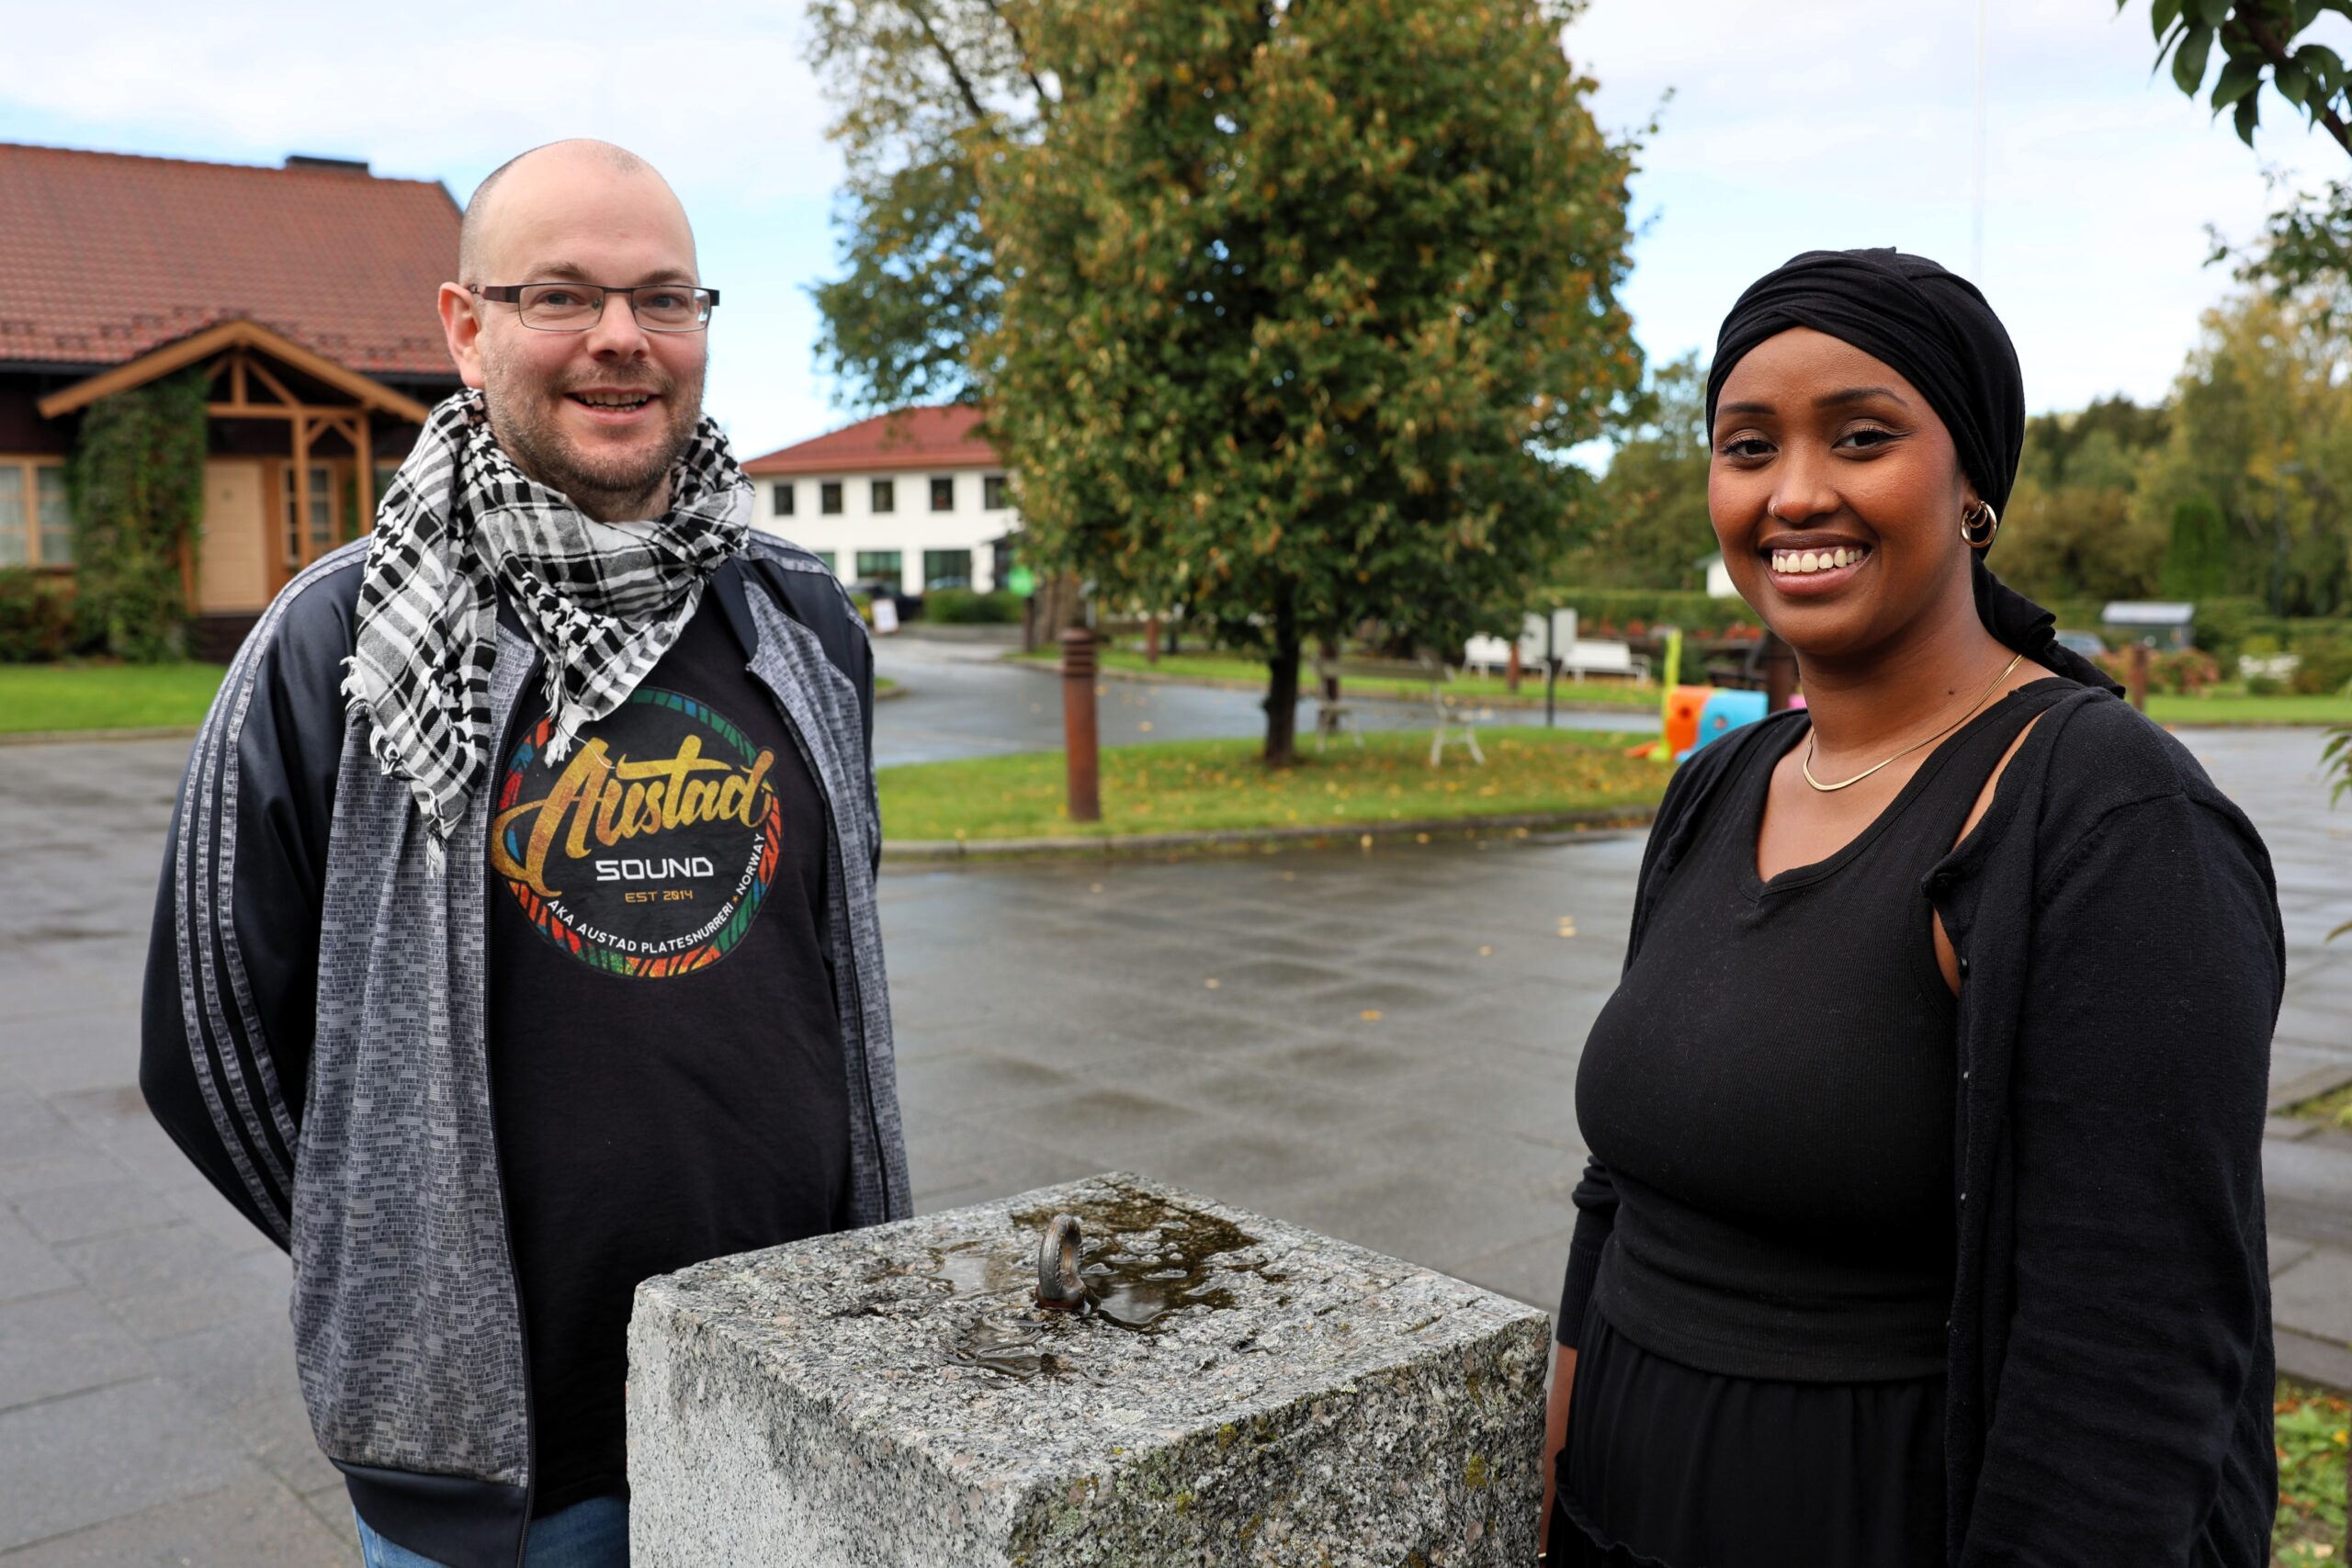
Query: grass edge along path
0 663 900 736
0 660 229 734
2290 1078 2352 1133
877 727 1664 844
1010 647 1663 710
1012 648 2352 726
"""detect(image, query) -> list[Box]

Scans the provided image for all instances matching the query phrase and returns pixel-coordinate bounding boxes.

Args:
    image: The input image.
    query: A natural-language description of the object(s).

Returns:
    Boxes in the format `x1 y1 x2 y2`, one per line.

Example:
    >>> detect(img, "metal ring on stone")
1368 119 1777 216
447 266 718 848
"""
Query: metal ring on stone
1036 1213 1087 1312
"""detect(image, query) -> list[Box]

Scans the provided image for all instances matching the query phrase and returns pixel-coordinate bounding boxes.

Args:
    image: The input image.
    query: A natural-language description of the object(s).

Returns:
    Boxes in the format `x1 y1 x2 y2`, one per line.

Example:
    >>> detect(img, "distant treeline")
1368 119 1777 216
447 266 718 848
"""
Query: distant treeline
1567 290 2352 622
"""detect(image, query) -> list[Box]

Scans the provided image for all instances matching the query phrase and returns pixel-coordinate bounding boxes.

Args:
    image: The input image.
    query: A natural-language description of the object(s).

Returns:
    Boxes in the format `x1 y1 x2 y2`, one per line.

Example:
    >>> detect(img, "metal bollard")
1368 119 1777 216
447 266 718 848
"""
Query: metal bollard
1060 627 1102 823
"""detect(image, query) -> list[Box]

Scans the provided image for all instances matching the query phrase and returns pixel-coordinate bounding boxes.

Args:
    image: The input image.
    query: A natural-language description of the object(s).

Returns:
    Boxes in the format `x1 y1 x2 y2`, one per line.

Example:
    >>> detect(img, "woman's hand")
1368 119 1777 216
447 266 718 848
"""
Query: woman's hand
1539 1343 1577 1555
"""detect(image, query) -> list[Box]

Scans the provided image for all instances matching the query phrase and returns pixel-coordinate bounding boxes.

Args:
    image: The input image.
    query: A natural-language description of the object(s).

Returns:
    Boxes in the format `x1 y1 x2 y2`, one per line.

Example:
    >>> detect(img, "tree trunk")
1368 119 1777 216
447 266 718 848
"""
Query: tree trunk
1263 598 1302 767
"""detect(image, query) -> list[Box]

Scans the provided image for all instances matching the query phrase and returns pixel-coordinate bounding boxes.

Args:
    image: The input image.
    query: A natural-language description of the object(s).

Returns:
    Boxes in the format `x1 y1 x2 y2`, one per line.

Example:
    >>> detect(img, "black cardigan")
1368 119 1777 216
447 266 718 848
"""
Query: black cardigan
1556 653 2283 1565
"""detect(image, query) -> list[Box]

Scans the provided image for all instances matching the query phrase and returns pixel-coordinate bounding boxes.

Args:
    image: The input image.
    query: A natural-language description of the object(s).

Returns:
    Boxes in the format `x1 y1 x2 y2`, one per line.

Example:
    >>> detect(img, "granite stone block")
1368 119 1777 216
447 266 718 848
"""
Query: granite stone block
629 1173 1546 1567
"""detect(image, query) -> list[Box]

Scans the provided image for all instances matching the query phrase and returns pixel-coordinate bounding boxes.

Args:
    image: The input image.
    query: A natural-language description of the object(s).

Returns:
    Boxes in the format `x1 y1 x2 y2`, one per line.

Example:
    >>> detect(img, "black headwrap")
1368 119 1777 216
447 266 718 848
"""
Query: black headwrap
1703 247 2117 691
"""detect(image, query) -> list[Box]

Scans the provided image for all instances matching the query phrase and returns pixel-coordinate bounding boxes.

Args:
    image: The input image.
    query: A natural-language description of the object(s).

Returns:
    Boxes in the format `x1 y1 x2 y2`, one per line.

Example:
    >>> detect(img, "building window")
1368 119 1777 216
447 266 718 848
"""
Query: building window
282 463 338 570
0 458 72 568
871 479 896 513
983 474 1009 511
930 476 955 512
773 482 795 517
854 550 902 586
923 549 973 591
820 481 843 515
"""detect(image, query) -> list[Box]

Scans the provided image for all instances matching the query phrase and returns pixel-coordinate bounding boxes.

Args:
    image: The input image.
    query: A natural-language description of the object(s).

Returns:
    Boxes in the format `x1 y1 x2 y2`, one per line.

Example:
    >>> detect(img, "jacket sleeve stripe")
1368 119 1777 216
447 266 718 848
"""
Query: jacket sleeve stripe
187 682 292 1195
173 659 292 1242
209 637 305 1159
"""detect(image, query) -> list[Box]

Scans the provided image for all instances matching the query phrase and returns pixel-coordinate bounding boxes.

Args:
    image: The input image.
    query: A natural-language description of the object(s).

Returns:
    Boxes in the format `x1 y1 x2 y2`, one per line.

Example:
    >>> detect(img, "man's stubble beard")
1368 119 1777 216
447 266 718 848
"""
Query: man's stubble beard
478 338 707 522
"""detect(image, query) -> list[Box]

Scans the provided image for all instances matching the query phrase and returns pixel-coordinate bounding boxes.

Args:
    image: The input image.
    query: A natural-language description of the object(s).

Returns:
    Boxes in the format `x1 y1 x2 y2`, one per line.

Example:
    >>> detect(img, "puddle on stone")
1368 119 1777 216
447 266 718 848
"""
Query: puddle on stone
1012 1187 1261 1332
928 1240 1024 1302
933 1187 1276 1381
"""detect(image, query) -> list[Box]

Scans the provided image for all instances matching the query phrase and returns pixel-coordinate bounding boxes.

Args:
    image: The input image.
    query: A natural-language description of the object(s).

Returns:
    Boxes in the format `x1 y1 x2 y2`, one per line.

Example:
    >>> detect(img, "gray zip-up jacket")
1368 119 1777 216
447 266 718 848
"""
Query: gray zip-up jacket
140 531 911 1568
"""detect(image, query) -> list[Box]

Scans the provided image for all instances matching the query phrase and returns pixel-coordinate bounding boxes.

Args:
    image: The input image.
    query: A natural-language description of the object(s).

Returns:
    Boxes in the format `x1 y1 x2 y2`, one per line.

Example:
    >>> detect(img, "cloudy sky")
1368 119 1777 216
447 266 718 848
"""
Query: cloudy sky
3 1 2345 458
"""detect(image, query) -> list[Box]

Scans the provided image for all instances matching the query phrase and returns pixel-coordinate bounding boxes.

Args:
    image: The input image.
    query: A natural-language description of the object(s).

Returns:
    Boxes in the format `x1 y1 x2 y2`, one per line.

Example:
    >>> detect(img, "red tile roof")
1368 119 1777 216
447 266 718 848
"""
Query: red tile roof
742 404 1002 475
0 142 461 378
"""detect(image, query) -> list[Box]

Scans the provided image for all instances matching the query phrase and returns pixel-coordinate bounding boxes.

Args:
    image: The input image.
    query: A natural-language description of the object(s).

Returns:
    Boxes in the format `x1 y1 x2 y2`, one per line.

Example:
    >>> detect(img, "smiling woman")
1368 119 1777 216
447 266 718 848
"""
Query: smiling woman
1539 249 2286 1568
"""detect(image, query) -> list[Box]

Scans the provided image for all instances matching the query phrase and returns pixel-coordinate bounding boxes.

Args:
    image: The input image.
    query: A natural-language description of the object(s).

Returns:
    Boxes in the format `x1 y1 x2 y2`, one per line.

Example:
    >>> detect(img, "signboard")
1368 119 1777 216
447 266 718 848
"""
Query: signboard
1006 566 1038 596
1518 609 1577 665
870 596 900 635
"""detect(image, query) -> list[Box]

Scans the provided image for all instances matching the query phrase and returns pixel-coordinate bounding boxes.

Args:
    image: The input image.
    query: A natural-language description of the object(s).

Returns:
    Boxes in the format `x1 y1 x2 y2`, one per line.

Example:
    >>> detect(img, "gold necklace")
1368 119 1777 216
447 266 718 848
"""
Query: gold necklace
1801 649 2027 793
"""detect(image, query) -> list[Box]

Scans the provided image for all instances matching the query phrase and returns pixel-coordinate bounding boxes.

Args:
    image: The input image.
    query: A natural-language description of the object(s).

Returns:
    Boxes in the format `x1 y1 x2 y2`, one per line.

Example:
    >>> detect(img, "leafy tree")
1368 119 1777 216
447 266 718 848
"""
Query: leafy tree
1990 397 2172 605
978 0 1643 763
802 0 1050 408
2132 291 2352 615
1564 353 1714 591
2125 0 2352 874
2163 494 2236 598
2132 0 2352 155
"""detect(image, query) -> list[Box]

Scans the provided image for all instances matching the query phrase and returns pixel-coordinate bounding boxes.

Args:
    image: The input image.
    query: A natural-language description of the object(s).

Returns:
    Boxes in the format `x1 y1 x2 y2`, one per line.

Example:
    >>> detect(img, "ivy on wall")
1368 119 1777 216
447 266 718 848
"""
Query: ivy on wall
70 369 207 662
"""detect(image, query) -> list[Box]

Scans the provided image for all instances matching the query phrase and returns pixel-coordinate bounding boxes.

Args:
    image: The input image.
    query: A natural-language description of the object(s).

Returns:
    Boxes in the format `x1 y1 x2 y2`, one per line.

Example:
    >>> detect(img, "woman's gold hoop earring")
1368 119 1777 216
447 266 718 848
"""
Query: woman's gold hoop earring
1961 501 2000 548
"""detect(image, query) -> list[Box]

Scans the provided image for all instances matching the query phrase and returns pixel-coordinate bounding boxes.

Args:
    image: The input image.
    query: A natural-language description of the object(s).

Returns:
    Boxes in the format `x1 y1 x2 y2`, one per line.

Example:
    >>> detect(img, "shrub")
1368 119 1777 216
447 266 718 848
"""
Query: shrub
2092 645 2222 695
2188 597 2267 665
1543 589 1762 639
2288 630 2352 696
0 570 81 661
926 587 1023 624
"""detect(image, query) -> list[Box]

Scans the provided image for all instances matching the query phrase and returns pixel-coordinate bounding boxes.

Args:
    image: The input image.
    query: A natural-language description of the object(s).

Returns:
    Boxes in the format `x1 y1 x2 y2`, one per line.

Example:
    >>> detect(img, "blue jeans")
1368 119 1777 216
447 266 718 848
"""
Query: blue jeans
356 1495 628 1568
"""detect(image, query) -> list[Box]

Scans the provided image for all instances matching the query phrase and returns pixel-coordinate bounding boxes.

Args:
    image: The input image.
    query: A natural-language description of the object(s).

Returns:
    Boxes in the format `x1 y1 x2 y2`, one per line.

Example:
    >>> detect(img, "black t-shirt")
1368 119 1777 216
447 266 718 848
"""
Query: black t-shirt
485 597 851 1515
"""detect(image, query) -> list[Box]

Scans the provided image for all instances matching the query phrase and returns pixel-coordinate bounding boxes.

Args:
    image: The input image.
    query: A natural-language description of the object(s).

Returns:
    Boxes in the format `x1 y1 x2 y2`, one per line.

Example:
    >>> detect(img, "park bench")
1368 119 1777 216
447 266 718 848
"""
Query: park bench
1554 638 1648 682
1312 652 1487 766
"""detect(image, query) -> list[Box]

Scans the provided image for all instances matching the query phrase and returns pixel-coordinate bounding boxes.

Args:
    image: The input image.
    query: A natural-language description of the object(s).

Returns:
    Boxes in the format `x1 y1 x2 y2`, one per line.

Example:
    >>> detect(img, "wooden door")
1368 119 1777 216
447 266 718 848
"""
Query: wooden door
196 461 270 614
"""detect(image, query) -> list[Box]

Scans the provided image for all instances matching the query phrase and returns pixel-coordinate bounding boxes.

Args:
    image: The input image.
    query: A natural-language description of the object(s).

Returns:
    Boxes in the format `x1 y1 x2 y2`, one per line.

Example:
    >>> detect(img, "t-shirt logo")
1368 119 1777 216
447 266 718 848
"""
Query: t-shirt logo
491 689 781 978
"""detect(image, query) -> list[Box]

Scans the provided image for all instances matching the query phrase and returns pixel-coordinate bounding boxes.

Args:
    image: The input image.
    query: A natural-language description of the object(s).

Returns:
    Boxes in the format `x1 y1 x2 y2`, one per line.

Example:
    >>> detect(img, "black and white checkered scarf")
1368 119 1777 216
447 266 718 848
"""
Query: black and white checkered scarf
342 388 750 871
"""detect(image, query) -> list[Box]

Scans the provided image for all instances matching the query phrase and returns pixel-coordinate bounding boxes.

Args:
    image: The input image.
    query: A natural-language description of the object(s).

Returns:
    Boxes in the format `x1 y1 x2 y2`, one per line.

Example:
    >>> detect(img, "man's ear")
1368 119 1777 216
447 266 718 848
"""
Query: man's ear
438 283 487 389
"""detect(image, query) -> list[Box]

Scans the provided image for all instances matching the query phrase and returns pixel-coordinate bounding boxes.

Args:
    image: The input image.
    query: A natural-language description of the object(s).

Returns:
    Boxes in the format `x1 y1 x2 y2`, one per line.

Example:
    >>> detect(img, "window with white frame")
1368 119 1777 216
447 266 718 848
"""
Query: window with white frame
983 474 1009 511
929 476 955 512
872 479 896 513
0 458 73 568
774 482 795 516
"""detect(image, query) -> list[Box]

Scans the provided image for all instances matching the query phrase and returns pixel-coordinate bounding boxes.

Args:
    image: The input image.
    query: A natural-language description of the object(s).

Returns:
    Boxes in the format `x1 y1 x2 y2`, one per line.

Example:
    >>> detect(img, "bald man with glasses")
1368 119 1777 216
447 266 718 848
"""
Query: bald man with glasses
142 140 909 1568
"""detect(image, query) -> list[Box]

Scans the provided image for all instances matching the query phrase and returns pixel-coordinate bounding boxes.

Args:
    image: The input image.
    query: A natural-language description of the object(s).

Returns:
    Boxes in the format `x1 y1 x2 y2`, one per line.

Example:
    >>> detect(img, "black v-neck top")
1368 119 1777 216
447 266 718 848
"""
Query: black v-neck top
1573 680 2075 1382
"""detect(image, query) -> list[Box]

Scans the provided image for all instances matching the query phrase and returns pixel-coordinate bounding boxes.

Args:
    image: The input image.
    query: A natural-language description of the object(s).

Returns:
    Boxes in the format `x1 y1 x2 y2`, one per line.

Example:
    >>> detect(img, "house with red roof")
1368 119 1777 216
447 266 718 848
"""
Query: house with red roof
0 142 463 654
742 405 1019 597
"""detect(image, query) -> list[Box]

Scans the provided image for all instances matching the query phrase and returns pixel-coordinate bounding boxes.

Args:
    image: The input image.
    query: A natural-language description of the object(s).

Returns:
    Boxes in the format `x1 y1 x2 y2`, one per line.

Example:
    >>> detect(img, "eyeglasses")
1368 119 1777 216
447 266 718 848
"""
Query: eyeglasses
470 282 720 333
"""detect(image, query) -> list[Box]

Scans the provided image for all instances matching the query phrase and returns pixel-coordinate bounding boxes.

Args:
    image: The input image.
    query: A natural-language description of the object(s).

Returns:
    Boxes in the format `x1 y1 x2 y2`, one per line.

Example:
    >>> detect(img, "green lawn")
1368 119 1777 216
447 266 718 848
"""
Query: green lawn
0 664 895 735
0 661 228 733
2273 1380 2349 1566
1014 646 1662 707
877 726 1664 841
2145 687 2352 726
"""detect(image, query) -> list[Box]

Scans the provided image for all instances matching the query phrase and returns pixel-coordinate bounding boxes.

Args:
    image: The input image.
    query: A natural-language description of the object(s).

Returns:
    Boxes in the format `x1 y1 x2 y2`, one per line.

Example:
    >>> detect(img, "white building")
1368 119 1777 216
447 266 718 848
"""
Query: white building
741 405 1019 597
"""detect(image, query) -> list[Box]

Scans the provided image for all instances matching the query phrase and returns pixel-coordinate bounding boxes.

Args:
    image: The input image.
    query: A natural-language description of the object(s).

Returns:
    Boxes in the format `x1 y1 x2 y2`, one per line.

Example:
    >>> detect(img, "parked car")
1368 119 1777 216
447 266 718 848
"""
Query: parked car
2052 629 2108 660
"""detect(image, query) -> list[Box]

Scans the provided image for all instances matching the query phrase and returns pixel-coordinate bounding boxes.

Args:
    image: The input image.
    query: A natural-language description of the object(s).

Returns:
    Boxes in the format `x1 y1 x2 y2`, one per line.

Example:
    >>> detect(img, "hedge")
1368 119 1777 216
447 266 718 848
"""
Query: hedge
925 588 1023 625
0 570 85 661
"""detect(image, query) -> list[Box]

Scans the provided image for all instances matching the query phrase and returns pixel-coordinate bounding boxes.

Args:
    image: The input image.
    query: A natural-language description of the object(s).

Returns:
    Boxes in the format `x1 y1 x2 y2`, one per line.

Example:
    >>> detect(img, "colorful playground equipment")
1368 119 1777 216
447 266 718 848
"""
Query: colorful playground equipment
1634 627 1794 763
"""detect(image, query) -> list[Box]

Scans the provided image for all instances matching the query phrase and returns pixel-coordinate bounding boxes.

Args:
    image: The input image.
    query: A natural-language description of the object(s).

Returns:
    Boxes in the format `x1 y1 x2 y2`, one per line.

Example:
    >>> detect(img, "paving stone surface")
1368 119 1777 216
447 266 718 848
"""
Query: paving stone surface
0 668 2343 1562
